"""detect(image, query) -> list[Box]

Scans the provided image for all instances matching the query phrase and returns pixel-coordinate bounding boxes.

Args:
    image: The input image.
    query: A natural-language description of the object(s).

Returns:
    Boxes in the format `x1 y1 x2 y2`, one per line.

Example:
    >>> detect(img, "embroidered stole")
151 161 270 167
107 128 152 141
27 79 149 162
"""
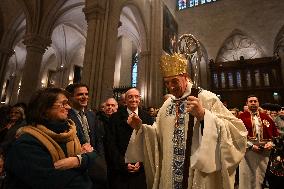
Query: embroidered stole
168 99 187 189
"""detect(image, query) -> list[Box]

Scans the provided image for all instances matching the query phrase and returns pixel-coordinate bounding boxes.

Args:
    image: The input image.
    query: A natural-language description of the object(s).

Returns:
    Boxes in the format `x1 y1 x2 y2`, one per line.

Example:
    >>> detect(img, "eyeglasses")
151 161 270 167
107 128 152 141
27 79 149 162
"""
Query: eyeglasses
53 100 70 108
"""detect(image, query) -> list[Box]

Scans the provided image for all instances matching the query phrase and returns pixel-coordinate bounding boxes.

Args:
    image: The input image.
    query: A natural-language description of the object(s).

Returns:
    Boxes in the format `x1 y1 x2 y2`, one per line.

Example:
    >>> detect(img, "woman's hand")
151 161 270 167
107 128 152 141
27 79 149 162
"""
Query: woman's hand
81 143 94 153
54 157 79 170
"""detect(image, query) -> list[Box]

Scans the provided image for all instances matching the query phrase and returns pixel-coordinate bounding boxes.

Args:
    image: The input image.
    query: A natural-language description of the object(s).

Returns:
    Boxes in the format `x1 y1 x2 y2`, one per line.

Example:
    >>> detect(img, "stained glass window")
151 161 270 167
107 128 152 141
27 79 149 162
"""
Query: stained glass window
221 72 225 88
263 73 270 86
228 72 233 88
178 0 187 10
236 71 242 88
178 0 218 10
254 69 260 87
246 70 252 87
213 73 218 88
131 52 138 87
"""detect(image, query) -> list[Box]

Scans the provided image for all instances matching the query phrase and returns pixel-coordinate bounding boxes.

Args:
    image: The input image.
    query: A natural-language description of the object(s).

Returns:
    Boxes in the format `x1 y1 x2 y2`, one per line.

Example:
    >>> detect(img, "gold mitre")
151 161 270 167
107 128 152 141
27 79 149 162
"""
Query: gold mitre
160 53 188 77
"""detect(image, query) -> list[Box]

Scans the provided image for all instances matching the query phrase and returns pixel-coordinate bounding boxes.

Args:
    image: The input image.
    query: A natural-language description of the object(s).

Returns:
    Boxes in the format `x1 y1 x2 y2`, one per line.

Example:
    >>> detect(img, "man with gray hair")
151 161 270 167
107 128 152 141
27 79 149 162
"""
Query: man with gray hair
104 98 118 117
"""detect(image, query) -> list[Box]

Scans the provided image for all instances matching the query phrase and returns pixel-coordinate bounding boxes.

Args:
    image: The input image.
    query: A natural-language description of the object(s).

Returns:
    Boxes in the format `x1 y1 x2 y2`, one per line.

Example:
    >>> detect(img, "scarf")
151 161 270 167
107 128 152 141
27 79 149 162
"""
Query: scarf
20 119 81 162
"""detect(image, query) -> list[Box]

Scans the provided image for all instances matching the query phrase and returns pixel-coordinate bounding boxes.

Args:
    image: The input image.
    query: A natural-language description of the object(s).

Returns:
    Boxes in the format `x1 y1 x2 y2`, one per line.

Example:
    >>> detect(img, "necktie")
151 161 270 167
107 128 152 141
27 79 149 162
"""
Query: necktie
79 111 90 143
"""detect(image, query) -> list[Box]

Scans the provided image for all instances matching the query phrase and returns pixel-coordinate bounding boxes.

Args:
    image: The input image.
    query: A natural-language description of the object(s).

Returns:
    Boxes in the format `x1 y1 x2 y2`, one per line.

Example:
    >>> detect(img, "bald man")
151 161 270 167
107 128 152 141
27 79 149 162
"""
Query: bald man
105 88 153 189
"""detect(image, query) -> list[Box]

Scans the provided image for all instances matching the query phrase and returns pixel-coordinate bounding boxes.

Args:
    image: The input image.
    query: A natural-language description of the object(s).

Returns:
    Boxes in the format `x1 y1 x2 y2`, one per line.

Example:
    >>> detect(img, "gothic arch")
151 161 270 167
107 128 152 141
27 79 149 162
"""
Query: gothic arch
39 23 85 88
216 29 265 62
4 40 27 104
0 12 26 105
17 0 66 37
51 24 85 68
119 2 148 52
8 41 27 75
15 0 40 34
52 2 86 38
114 3 148 88
196 42 209 88
1 13 25 48
274 25 284 84
0 10 3 41
39 1 86 88
14 0 84 57
274 25 284 54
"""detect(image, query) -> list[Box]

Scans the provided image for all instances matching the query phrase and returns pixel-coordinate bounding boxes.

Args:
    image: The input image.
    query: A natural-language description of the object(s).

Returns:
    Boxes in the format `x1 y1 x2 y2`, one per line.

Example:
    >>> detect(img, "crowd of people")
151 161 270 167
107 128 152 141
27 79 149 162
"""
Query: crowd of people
0 53 283 189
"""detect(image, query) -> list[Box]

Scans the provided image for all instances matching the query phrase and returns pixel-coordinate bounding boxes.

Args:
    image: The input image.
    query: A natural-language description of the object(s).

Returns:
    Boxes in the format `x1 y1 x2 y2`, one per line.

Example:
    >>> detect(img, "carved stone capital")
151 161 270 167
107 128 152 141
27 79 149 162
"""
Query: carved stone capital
23 33 52 54
83 4 105 21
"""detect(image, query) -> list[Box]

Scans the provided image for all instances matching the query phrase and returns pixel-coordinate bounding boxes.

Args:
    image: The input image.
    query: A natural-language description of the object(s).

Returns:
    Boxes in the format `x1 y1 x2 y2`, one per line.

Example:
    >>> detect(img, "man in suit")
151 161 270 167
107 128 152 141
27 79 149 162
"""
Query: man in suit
106 88 154 189
66 83 107 189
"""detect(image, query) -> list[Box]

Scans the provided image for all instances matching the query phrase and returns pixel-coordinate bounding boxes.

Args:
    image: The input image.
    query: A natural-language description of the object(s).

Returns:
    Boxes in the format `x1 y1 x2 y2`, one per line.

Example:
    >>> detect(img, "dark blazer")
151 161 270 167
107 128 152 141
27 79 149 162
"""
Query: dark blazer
68 109 107 188
106 107 153 172
68 109 105 155
105 106 153 189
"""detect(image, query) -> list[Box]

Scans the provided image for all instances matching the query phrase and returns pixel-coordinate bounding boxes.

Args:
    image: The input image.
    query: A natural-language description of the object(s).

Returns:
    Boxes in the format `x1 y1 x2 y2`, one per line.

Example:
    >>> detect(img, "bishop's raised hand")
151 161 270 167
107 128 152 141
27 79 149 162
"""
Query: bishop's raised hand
127 112 142 130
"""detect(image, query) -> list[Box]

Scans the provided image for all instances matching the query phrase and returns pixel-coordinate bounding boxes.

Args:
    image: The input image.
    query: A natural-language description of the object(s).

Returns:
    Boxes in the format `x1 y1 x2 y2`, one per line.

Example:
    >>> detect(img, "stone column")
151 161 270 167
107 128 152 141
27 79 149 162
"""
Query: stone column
0 47 14 99
8 71 23 105
137 51 150 107
18 34 51 103
5 75 16 105
278 48 284 85
146 0 164 107
82 2 109 108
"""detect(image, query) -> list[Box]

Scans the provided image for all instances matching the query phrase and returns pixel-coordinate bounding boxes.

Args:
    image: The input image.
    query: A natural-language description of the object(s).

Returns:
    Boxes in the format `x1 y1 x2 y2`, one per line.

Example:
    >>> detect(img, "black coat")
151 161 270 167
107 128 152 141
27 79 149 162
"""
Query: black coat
105 107 153 189
68 109 105 155
0 120 26 155
106 107 153 172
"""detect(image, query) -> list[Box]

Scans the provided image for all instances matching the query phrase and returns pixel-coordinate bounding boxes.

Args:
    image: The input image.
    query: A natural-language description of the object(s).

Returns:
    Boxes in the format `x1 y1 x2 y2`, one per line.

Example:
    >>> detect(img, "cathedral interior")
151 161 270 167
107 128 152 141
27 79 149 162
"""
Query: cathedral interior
0 0 283 110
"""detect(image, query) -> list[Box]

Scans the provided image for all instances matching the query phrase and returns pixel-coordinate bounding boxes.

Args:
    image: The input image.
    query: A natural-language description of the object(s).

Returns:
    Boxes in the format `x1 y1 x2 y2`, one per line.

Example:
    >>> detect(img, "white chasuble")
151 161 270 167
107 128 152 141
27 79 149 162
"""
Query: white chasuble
125 83 247 189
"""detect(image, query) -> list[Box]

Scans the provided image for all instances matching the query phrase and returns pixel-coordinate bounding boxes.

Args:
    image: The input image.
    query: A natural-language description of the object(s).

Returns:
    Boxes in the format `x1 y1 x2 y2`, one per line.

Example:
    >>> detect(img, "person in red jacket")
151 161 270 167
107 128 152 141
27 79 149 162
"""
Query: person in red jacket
239 95 279 189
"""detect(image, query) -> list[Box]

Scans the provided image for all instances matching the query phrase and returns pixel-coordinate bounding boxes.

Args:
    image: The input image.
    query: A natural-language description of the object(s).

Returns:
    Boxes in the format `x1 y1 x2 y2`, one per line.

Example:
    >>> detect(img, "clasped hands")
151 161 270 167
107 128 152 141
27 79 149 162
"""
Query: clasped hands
127 162 141 173
251 142 273 152
54 143 94 170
